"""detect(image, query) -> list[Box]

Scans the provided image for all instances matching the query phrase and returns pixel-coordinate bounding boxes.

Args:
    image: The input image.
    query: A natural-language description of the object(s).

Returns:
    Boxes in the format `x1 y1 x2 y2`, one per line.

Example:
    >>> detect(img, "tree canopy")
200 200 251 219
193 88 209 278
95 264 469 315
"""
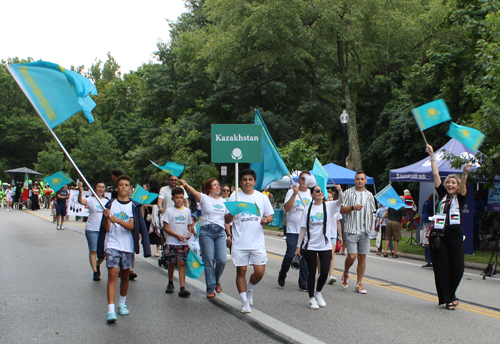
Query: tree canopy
1 0 499 194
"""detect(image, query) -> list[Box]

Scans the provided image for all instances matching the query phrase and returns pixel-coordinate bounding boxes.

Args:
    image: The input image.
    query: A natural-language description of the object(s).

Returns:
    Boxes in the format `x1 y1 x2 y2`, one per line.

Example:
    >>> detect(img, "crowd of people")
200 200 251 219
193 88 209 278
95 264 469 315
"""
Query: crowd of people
1 148 473 322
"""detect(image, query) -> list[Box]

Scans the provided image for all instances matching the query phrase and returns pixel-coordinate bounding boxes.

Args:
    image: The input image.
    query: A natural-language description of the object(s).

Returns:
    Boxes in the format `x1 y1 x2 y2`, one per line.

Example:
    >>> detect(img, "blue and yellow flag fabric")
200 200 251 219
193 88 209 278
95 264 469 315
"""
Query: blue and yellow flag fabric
446 122 485 153
249 109 289 191
312 158 330 198
150 160 185 177
375 185 407 210
186 249 205 279
44 171 73 193
224 201 261 217
7 61 97 129
411 99 451 131
131 184 158 205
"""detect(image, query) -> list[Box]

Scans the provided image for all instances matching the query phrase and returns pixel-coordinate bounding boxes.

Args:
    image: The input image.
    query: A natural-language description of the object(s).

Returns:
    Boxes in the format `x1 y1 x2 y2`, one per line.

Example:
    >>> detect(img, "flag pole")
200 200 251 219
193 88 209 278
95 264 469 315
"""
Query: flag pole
6 64 104 209
420 129 429 145
235 163 239 201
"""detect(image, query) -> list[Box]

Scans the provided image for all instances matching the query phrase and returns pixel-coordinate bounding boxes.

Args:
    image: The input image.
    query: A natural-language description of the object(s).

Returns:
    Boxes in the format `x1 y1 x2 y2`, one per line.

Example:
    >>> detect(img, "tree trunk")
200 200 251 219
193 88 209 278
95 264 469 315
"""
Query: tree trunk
337 37 363 171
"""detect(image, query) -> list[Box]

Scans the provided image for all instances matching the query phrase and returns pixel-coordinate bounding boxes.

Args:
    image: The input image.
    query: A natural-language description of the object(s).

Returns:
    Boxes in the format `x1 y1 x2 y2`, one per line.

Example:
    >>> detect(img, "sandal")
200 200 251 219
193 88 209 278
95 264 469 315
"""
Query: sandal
452 300 459 307
383 253 388 257
445 303 456 310
392 254 399 258
376 252 381 256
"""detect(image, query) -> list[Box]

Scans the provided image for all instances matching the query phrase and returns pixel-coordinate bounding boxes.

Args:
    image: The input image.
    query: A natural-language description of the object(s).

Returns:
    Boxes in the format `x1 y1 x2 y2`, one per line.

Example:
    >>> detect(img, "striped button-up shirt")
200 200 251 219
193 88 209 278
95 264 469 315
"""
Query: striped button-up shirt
342 187 376 235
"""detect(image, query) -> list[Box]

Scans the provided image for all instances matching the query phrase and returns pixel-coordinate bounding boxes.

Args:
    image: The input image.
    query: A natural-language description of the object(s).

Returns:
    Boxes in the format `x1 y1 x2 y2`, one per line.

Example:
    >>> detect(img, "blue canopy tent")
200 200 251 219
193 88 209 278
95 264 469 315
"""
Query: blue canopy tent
293 163 375 186
389 138 476 254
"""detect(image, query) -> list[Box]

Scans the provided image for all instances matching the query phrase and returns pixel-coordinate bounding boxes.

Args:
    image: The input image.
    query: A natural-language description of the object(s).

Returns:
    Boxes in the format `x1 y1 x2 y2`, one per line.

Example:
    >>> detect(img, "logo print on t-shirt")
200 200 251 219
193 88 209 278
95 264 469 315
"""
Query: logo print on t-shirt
295 198 311 207
175 215 186 221
241 210 254 217
114 211 129 221
310 212 324 223
213 204 224 210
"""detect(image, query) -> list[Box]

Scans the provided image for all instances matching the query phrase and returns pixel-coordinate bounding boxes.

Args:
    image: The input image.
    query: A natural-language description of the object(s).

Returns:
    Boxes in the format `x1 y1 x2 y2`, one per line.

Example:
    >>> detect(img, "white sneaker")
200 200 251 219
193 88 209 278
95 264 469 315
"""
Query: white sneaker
328 276 337 284
56 225 60 230
241 300 251 313
308 298 319 309
314 292 326 307
246 290 253 306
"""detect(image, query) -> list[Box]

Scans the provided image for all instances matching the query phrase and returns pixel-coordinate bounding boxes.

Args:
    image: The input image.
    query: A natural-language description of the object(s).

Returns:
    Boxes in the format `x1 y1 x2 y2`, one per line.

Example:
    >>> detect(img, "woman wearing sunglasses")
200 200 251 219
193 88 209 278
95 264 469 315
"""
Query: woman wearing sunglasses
295 184 343 309
221 186 231 200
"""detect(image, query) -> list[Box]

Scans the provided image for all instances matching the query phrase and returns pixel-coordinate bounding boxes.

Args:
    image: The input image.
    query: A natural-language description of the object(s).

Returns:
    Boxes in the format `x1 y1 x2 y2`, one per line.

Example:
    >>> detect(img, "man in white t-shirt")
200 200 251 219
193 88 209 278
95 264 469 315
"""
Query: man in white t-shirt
158 174 189 213
225 169 274 314
278 171 312 290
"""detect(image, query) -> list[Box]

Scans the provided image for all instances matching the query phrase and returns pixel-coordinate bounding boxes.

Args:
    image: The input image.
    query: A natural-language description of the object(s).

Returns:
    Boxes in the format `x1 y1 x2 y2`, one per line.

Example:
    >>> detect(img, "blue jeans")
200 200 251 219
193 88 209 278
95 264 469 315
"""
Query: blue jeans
278 233 308 286
199 224 227 294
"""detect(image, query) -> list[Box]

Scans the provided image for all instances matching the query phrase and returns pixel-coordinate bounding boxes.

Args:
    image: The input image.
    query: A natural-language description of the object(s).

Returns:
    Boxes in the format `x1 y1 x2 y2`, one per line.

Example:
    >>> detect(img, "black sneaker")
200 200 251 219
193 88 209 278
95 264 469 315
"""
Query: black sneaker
299 283 308 292
93 271 100 281
178 287 191 297
422 263 433 269
165 282 174 294
278 276 285 287
129 271 137 280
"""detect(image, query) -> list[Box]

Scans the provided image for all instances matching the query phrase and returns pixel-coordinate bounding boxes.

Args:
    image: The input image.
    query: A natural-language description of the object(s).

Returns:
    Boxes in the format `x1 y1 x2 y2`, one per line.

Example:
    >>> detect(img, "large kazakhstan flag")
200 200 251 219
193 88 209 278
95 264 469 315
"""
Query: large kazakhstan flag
249 109 289 191
7 61 97 129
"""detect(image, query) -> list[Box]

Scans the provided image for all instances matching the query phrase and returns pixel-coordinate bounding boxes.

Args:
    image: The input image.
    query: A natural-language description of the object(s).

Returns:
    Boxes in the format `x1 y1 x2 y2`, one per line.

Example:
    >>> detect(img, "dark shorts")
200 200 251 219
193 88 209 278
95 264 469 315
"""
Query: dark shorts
105 248 134 270
56 204 67 216
164 245 189 264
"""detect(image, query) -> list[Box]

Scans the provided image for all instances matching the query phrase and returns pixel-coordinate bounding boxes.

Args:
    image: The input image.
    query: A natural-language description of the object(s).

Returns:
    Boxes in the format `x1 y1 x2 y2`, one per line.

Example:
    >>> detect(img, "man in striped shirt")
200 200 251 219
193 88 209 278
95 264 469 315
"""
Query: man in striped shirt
340 171 376 294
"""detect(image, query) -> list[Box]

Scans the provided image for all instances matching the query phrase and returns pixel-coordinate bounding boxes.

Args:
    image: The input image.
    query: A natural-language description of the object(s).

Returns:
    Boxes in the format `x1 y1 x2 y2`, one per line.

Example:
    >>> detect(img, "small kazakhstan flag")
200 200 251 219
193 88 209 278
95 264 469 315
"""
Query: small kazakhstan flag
446 122 485 153
312 158 330 198
44 171 73 192
411 99 451 131
131 184 158 204
150 160 185 177
186 248 205 279
225 202 261 217
374 185 407 210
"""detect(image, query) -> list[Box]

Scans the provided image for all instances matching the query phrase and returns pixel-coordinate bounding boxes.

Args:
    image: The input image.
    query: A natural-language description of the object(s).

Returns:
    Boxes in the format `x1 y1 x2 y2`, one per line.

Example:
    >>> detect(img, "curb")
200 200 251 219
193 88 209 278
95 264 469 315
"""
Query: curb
264 229 488 271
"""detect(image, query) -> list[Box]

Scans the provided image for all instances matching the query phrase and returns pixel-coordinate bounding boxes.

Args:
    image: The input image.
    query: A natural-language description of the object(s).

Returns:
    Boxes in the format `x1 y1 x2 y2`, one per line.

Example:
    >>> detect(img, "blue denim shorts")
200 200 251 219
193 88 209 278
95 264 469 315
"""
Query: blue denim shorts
105 248 135 269
85 230 99 251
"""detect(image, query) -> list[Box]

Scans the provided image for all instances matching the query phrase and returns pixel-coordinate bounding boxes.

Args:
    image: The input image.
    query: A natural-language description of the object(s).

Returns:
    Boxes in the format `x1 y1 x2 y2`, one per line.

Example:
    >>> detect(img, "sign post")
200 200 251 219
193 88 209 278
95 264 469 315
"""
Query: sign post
211 124 262 201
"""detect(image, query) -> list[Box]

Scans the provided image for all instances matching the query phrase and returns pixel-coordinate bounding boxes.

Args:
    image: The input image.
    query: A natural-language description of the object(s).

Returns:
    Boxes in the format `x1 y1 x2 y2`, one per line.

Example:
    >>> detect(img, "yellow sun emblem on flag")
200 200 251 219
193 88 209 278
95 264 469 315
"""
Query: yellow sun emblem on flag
426 108 439 118
53 178 60 183
388 198 397 205
192 261 200 268
459 129 470 138
238 203 250 208
140 195 148 201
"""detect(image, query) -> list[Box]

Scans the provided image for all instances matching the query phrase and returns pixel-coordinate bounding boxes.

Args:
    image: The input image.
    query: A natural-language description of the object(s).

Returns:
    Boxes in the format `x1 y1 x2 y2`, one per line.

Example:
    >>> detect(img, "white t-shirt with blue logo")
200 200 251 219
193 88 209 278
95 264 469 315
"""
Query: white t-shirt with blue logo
300 201 341 251
199 193 226 228
284 189 312 234
226 191 274 250
85 197 108 232
163 206 193 246
105 200 134 253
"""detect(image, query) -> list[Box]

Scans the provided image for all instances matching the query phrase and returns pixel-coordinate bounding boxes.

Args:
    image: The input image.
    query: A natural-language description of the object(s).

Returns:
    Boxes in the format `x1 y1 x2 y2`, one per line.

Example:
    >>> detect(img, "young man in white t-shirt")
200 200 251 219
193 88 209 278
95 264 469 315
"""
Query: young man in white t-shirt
102 175 135 324
224 169 274 313
162 187 194 297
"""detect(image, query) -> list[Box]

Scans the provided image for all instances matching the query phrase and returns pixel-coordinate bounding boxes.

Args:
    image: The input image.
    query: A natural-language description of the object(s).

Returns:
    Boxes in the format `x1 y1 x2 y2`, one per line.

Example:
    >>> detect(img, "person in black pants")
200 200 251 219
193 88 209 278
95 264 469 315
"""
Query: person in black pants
426 144 470 310
295 184 343 309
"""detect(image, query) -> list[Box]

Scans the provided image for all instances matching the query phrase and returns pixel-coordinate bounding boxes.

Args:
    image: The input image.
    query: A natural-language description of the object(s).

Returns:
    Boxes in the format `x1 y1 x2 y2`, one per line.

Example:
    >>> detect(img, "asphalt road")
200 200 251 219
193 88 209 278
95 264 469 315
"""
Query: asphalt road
1 208 499 344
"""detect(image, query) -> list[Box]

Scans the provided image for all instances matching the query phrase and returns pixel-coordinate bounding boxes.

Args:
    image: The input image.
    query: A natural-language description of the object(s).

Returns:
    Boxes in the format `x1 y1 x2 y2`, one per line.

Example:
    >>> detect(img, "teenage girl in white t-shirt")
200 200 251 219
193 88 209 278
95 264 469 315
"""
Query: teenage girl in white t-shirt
78 182 108 281
180 178 231 298
295 184 343 309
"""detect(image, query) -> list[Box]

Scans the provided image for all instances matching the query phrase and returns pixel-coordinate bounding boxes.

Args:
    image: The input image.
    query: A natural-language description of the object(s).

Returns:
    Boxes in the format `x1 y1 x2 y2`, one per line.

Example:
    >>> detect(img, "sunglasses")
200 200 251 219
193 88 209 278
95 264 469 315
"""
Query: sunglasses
222 189 230 192
300 177 306 180
314 189 323 193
